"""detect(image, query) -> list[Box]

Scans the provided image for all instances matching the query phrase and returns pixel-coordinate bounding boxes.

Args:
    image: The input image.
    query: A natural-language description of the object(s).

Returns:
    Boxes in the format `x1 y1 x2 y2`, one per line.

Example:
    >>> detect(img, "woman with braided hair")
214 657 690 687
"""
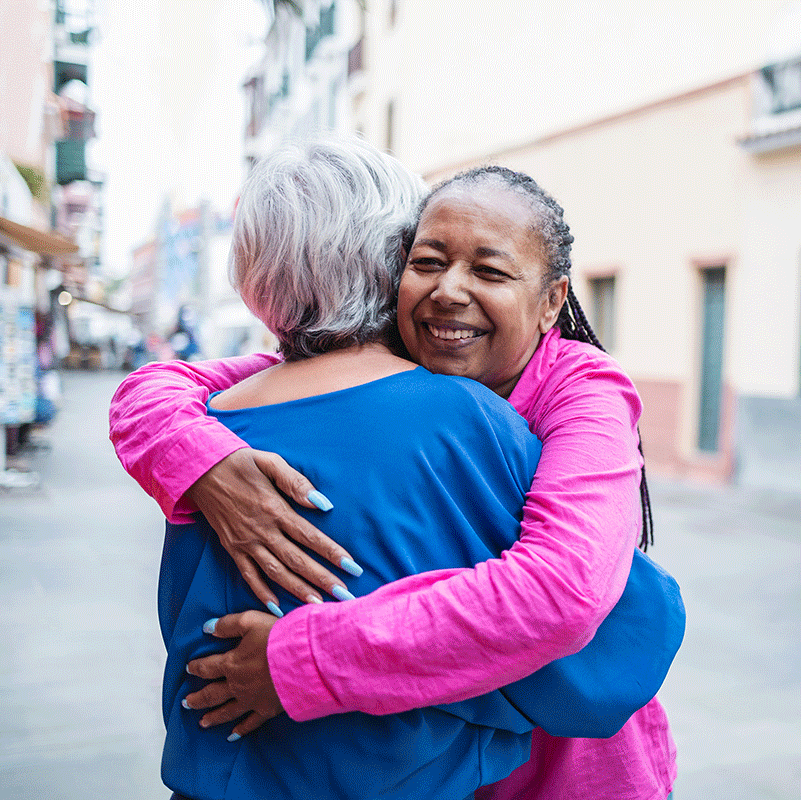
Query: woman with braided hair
110 161 677 799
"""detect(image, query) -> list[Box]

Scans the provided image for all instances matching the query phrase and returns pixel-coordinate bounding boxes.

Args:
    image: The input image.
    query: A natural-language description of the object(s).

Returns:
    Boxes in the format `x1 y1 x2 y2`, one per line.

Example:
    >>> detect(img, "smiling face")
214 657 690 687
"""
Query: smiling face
397 182 567 398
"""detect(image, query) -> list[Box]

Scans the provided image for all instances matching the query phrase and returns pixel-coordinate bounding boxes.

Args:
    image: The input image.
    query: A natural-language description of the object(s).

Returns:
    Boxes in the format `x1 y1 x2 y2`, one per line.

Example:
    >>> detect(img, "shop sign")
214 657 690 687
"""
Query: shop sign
0 287 37 425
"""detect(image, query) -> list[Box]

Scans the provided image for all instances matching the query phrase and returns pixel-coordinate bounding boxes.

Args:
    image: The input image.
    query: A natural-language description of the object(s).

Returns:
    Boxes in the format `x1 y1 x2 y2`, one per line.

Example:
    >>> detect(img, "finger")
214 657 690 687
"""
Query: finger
248 541 358 604
262 494 364 582
235 449 364 581
184 681 234 711
199 699 247 729
186 653 228 680
204 610 274 639
231 553 280 608
231 711 273 739
252 451 330 511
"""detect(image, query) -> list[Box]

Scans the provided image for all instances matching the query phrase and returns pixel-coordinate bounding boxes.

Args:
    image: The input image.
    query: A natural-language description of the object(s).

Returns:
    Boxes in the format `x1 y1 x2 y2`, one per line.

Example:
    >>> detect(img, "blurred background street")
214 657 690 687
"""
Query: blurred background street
1 369 799 800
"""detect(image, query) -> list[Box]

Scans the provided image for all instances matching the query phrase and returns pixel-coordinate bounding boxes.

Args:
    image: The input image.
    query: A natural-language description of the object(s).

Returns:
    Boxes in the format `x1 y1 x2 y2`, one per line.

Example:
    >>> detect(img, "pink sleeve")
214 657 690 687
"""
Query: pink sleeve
268 337 644 721
109 354 279 522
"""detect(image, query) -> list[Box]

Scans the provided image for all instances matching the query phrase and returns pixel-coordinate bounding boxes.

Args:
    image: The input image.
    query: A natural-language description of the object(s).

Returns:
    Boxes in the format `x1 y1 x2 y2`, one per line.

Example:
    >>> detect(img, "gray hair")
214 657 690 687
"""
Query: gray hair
230 136 427 360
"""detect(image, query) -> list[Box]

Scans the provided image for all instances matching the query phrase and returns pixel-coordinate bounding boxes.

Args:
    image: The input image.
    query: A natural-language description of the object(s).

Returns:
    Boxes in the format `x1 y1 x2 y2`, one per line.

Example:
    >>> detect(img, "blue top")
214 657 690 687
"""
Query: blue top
158 367 543 800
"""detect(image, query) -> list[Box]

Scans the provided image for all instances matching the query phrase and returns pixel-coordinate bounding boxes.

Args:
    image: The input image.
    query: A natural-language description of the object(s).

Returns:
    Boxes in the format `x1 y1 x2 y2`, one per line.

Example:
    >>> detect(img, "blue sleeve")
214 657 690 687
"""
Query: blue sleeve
439 549 686 738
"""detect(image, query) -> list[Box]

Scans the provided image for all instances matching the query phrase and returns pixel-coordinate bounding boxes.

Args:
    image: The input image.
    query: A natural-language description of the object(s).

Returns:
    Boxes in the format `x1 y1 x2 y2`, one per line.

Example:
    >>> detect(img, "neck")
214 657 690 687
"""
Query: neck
210 341 417 410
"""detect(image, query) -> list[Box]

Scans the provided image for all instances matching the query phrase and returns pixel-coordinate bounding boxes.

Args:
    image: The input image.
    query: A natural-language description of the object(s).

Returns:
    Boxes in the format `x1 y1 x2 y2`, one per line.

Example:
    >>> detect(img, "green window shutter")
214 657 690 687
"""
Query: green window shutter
56 140 87 184
698 267 726 452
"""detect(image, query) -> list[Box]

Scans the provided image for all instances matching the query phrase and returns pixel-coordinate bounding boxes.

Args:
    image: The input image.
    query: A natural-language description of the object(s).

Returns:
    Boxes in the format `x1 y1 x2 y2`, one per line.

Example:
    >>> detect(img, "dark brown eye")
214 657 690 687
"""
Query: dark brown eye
411 257 444 270
475 265 507 278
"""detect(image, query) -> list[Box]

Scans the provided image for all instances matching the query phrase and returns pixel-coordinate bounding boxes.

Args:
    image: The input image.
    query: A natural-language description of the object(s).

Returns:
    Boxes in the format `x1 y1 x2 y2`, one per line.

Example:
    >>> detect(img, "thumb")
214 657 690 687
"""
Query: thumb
204 609 279 639
202 612 249 639
249 450 333 512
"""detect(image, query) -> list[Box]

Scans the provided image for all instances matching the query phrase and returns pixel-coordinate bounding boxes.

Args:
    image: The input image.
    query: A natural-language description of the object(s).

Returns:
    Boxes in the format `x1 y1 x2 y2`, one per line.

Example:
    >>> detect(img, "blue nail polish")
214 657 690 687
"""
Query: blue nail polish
203 618 219 635
227 732 241 742
307 490 334 512
340 557 364 577
332 585 355 602
266 602 284 618
182 698 191 710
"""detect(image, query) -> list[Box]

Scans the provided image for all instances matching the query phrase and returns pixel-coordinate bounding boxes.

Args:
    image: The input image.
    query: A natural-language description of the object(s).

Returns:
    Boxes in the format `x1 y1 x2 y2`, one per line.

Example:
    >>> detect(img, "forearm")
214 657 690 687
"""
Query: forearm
109 354 278 520
269 350 644 722
269 496 635 723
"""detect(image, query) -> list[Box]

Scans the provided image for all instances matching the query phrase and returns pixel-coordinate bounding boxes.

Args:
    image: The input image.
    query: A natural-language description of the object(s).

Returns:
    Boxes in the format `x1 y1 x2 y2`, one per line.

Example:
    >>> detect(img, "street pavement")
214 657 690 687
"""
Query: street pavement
0 371 168 799
1 370 799 800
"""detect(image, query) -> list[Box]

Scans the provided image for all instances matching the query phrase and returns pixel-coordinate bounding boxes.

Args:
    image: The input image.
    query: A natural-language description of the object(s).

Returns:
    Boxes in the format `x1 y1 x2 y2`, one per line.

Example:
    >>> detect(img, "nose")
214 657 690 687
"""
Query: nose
430 265 471 307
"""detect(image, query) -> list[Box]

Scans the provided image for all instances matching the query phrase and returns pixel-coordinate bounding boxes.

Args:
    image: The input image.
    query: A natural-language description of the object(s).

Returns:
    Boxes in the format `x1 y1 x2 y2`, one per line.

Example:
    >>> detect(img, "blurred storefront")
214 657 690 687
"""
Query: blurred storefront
126 198 274 365
1 155 79 486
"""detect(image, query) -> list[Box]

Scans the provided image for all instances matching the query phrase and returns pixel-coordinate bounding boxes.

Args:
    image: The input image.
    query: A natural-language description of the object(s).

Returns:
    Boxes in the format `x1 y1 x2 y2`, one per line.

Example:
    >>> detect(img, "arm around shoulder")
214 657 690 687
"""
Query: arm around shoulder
109 354 277 519
268 339 647 721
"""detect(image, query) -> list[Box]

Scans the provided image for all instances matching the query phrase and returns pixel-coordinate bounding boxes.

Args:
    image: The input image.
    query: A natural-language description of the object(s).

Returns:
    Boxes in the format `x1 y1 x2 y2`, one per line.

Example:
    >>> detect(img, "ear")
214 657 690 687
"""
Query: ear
539 277 569 334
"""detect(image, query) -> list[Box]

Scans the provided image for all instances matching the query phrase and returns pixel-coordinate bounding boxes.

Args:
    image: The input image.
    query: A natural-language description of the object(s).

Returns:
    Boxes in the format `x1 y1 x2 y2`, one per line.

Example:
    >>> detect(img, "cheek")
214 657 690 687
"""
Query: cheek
397 272 425 319
396 277 418 346
494 296 542 353
396 280 412 323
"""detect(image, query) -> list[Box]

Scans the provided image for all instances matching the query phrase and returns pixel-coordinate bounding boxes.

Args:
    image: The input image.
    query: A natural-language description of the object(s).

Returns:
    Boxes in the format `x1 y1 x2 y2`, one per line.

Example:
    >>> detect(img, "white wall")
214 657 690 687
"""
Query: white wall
363 0 801 175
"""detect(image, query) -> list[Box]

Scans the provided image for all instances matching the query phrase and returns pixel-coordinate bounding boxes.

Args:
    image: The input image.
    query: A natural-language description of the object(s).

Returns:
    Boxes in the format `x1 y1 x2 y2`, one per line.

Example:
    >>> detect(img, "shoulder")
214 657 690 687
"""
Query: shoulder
512 330 642 434
549 337 640 409
417 370 539 454
412 369 527 423
552 335 626 378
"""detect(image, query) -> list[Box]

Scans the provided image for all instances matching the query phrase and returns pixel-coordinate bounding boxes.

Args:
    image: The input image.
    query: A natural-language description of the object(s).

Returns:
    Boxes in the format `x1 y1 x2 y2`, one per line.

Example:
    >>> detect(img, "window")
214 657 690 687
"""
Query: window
589 275 616 351
698 267 726 452
386 100 395 153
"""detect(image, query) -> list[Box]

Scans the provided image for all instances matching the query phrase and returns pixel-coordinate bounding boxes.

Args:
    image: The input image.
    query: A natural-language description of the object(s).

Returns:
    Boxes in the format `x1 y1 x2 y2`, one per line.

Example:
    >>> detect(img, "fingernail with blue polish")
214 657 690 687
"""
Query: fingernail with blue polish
307 490 334 512
332 585 355 602
266 602 284 618
340 557 363 577
203 618 219 635
227 732 241 742
181 698 191 710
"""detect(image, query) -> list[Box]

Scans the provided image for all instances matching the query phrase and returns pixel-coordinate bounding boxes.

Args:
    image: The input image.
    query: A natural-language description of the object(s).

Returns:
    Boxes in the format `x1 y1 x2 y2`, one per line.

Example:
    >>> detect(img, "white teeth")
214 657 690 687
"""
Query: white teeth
427 325 479 340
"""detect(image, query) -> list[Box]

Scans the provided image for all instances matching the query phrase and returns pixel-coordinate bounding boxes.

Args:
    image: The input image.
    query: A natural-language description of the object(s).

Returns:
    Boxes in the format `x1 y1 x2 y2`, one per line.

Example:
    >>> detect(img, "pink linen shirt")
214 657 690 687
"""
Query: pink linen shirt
109 328 676 800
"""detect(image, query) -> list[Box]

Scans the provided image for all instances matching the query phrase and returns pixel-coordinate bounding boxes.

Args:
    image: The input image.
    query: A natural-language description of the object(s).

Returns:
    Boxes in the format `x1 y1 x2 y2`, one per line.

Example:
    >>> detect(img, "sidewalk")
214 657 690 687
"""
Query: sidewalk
0 371 169 800
647 478 801 800
1 371 799 799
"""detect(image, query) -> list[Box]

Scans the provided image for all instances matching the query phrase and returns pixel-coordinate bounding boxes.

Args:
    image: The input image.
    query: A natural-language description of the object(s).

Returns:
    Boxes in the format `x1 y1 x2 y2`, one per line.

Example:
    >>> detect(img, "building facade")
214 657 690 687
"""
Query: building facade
243 0 362 164
347 0 801 489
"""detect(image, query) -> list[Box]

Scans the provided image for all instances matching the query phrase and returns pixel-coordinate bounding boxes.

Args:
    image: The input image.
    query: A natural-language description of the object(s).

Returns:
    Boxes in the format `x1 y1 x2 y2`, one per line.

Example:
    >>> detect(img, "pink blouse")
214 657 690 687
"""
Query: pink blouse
109 328 676 799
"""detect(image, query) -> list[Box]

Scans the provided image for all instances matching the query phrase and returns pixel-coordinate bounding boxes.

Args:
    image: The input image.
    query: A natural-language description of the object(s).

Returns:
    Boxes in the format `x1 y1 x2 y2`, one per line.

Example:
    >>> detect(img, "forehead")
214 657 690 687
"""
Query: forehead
415 182 545 267
419 183 536 237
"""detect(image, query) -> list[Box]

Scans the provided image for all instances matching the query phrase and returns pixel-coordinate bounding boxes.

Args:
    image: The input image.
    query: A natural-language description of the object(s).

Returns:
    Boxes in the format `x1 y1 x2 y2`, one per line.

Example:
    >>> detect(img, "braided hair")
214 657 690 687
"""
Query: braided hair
419 165 654 550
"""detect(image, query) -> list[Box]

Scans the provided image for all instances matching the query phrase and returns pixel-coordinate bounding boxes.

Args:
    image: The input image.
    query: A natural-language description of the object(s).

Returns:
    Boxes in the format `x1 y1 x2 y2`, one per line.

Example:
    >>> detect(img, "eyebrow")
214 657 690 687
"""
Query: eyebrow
412 238 447 252
412 240 515 262
475 246 514 262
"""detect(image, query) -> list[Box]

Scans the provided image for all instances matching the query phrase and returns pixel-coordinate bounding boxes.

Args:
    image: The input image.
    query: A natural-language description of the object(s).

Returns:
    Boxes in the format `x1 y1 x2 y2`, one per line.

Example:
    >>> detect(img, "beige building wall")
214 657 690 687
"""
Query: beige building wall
356 2 801 483
360 0 801 174
424 78 801 479
0 0 53 171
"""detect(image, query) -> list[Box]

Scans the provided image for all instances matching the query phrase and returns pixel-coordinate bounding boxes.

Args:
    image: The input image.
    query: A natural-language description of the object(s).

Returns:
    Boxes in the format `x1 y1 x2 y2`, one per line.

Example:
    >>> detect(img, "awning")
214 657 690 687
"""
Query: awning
0 216 79 256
